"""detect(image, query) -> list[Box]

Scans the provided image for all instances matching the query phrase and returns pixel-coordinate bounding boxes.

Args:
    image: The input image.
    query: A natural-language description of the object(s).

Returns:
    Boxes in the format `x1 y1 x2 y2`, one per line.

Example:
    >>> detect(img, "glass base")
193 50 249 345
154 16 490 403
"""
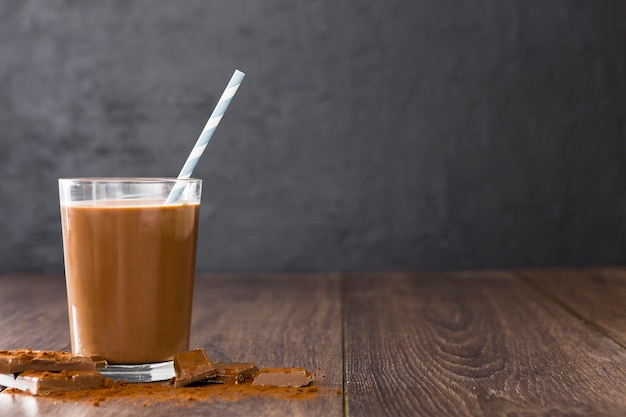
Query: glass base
99 361 175 383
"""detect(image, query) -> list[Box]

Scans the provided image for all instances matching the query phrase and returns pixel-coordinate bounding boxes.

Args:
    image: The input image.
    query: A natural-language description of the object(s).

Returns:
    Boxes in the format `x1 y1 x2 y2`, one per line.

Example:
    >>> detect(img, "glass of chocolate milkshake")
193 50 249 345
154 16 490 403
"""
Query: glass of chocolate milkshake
59 178 202 382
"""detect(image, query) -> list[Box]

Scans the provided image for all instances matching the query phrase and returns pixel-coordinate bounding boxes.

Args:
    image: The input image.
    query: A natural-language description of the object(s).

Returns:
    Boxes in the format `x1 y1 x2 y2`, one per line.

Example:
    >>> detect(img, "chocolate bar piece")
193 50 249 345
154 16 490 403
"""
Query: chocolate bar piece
0 371 105 395
212 362 259 384
0 349 107 373
251 368 314 387
173 348 216 387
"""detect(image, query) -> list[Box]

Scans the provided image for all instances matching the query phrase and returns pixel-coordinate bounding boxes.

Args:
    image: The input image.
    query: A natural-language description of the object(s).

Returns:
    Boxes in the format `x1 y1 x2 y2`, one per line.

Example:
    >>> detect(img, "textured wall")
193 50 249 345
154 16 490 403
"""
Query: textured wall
0 0 624 273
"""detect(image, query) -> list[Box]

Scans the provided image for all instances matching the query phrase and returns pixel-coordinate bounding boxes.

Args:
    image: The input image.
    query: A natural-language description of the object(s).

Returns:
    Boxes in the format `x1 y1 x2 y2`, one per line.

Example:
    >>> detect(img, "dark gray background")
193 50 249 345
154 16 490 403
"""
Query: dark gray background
0 0 624 273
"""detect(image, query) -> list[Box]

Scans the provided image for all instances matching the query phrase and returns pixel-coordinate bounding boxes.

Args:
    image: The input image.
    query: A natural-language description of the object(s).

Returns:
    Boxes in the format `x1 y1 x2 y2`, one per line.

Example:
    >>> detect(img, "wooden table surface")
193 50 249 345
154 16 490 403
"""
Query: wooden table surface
1 268 626 416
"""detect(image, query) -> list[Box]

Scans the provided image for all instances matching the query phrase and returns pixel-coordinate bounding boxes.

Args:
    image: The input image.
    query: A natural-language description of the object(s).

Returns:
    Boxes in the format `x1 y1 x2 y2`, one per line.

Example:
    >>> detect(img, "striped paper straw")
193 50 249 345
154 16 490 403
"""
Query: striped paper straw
166 69 245 203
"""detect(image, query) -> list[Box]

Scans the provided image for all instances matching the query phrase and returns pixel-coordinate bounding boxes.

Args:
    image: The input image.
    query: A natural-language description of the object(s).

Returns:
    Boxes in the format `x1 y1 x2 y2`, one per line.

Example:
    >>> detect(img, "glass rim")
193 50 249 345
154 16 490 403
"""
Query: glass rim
59 177 202 184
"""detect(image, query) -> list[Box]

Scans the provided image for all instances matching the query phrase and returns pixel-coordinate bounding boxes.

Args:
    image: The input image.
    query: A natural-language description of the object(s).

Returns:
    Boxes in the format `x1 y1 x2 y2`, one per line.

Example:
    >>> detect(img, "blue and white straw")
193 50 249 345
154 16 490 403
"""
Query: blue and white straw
166 69 245 203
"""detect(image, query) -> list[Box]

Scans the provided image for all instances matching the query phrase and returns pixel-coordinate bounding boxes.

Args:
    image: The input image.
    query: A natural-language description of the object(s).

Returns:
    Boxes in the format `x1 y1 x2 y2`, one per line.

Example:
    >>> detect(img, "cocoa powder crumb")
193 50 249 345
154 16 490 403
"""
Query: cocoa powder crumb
2 379 332 407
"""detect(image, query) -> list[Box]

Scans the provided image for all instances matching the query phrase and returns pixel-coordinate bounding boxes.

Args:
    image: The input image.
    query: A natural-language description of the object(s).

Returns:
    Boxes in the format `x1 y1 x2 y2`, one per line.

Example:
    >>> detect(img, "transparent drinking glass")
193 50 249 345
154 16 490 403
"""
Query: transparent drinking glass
59 178 202 382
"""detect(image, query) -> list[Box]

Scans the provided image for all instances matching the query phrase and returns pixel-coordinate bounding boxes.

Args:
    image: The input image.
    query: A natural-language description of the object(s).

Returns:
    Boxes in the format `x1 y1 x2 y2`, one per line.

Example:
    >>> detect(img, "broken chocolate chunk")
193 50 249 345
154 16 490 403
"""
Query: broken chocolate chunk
173 348 216 387
251 368 314 387
89 355 108 370
0 371 105 395
0 349 107 374
212 362 259 384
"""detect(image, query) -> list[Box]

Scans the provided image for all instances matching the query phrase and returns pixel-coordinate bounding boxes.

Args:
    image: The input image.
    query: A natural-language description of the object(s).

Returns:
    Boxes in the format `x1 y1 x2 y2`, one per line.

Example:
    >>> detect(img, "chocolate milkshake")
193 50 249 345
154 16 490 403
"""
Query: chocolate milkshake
59 179 202 366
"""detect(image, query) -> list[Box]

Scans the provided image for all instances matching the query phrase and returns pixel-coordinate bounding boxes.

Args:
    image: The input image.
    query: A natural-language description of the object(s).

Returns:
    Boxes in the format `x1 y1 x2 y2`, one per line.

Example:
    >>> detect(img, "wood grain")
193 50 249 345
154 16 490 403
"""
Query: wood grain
187 273 343 417
3 270 626 417
344 271 626 417
0 273 343 417
519 267 626 347
0 274 70 350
